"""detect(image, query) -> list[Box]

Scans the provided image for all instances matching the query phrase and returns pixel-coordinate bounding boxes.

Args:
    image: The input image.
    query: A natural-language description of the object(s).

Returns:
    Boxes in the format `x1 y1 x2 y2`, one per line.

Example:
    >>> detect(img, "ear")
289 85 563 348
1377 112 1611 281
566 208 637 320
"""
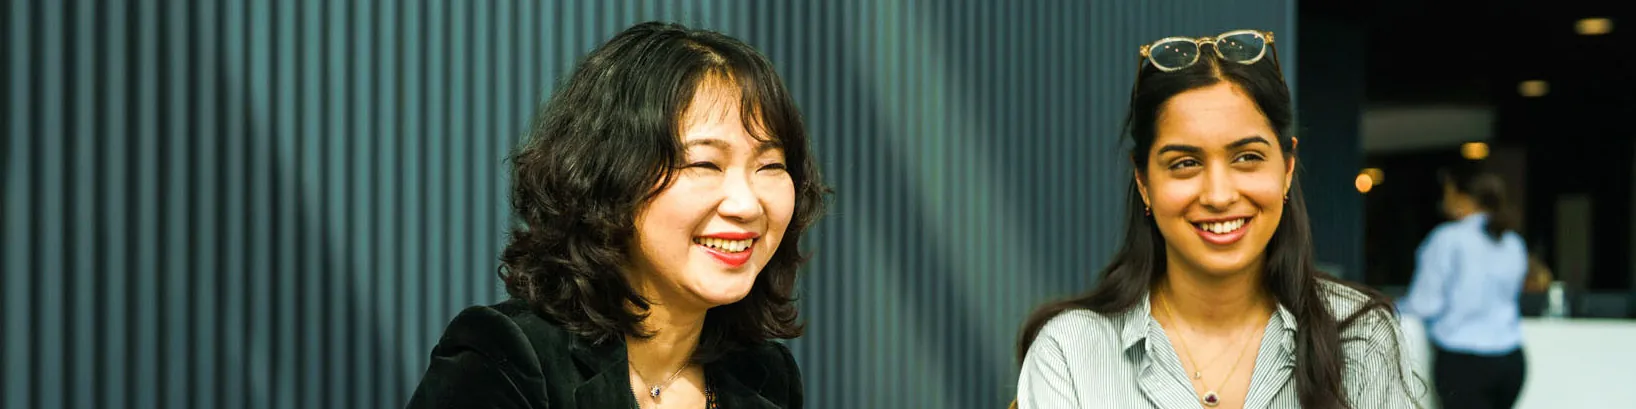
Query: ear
1134 168 1151 208
1284 136 1298 194
1284 155 1297 196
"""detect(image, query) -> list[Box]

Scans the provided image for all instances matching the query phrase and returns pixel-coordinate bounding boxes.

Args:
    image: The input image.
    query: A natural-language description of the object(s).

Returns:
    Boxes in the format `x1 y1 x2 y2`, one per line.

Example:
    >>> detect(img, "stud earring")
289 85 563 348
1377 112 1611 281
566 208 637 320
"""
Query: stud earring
1144 205 1152 216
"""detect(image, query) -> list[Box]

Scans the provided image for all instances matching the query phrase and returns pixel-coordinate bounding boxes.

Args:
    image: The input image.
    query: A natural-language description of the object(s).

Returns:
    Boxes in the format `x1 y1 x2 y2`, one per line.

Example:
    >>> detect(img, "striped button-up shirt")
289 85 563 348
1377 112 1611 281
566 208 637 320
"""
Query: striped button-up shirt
1017 280 1425 408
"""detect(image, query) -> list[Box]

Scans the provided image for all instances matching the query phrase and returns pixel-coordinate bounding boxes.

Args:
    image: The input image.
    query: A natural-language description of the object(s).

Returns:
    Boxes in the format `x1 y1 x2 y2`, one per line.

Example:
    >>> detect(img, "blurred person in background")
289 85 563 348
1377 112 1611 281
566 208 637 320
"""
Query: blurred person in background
1525 246 1553 294
1012 29 1422 409
406 21 828 409
1398 167 1528 409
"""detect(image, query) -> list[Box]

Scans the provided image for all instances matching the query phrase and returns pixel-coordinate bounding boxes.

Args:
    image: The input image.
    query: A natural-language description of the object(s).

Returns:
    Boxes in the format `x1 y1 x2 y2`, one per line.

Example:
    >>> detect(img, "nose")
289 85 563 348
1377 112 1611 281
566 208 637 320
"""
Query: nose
1198 165 1240 211
716 171 765 222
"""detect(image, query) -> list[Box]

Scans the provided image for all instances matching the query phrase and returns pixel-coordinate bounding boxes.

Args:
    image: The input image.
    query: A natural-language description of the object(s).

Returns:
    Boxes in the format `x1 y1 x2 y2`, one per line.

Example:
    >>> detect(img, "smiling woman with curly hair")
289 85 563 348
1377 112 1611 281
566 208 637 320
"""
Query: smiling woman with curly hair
407 21 829 409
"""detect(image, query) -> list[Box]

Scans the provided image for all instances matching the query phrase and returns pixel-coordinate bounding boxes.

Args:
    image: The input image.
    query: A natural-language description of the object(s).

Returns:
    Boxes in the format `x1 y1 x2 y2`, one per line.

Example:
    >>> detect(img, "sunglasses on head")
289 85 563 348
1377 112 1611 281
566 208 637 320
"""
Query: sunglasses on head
1127 29 1284 105
1138 29 1276 72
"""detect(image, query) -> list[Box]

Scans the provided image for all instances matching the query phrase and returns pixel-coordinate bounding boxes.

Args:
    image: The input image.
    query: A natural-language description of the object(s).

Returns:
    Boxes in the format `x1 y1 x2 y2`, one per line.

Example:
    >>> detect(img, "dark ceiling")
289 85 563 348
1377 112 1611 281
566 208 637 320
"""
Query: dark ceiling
1301 0 1633 108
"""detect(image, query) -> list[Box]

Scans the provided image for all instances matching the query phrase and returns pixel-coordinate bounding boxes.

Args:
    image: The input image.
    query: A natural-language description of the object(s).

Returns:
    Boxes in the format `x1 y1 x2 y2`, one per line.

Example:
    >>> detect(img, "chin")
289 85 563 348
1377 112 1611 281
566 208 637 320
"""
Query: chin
680 253 771 301
685 273 759 307
692 286 754 307
1190 252 1262 277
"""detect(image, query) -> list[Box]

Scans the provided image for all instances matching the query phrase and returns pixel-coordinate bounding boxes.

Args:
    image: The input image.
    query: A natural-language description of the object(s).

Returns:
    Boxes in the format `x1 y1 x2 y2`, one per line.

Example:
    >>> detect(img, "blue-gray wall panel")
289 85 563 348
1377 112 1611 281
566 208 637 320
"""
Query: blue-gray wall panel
1297 17 1367 281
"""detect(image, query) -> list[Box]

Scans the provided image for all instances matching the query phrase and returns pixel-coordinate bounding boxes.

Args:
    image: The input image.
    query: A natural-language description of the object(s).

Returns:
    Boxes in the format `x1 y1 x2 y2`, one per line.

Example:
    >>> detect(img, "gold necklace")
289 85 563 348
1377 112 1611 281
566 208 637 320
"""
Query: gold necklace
1181 325 1243 380
1156 293 1262 408
630 361 691 409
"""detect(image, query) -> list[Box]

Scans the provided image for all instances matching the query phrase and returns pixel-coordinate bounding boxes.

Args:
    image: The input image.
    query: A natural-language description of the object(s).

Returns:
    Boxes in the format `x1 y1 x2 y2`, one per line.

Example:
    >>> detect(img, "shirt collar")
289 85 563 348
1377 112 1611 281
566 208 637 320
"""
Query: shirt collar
1119 292 1155 352
1270 301 1297 356
1461 211 1490 225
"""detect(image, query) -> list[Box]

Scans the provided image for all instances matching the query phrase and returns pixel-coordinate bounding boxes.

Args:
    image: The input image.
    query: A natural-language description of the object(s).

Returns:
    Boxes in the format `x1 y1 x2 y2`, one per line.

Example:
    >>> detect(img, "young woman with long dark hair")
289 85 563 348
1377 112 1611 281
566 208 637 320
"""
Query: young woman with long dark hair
1013 30 1422 409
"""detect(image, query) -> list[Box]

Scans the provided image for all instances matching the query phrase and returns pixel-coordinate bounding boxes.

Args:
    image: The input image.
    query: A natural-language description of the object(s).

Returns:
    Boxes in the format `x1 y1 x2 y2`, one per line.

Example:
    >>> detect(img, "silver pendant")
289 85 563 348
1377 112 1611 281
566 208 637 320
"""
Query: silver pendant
650 386 662 398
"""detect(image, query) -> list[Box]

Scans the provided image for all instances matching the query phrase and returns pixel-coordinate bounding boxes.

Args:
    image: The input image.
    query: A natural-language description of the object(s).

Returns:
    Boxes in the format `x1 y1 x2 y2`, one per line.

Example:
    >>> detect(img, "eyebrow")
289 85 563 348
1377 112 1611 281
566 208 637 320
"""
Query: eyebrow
1155 136 1272 155
684 137 784 153
1226 136 1272 150
1155 144 1202 156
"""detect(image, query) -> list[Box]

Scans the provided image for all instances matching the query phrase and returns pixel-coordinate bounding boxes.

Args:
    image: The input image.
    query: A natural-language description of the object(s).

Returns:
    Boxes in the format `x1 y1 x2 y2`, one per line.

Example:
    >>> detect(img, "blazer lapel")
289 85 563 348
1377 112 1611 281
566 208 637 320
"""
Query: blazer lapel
706 361 781 409
569 336 638 409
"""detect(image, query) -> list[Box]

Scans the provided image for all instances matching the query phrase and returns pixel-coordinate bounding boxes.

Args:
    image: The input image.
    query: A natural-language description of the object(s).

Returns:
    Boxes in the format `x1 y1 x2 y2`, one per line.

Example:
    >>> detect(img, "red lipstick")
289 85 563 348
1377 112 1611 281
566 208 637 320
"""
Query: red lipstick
701 245 753 267
695 232 759 267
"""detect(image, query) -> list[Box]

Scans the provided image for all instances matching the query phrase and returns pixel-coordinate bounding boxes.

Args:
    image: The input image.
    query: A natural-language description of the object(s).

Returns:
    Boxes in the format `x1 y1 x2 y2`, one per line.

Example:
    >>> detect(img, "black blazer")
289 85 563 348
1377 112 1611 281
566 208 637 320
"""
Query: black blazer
406 300 804 409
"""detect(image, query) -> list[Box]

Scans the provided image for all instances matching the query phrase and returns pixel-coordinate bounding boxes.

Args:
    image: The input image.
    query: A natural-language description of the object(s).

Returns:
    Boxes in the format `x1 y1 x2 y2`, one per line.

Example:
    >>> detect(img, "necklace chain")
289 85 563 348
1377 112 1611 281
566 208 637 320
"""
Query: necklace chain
631 361 691 409
1155 290 1263 406
629 383 715 409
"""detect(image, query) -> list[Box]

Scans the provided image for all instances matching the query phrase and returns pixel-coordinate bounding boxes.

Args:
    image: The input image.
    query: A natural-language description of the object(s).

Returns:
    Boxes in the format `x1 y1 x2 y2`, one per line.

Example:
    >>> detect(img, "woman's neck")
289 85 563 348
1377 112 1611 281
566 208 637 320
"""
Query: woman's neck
625 294 707 380
1158 262 1273 335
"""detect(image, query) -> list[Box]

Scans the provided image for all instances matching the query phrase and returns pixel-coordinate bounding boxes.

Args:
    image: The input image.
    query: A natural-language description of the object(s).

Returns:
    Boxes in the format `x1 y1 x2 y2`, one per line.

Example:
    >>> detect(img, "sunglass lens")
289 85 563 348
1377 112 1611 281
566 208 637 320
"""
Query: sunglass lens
1149 40 1199 71
1216 32 1266 63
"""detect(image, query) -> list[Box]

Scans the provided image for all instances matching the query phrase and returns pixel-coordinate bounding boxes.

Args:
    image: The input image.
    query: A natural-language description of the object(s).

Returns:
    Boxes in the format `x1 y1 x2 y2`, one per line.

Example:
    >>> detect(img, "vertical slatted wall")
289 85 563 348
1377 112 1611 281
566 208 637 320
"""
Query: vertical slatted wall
2 1 1295 408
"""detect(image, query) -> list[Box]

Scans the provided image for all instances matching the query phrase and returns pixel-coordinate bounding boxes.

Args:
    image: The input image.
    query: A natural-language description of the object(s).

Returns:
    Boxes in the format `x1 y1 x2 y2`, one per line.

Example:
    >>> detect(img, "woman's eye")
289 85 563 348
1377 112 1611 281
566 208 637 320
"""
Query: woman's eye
1168 159 1201 170
685 161 721 171
1235 153 1265 163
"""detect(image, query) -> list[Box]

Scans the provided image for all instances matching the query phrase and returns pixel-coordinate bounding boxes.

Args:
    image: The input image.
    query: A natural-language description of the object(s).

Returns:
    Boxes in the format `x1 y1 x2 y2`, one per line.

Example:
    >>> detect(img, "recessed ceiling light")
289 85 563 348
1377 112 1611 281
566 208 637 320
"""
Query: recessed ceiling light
1462 142 1490 160
1518 80 1549 97
1577 18 1613 35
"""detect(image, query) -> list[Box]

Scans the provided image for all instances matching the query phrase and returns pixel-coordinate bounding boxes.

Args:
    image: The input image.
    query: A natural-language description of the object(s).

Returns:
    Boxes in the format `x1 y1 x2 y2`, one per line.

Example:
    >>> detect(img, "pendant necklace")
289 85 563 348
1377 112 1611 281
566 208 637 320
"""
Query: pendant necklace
1157 292 1260 407
631 361 690 409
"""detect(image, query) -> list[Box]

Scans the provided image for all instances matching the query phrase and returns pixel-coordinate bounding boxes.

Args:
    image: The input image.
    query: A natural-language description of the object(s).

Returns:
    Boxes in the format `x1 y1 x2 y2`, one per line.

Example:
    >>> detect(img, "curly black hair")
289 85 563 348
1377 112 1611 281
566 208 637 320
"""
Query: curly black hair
498 21 829 362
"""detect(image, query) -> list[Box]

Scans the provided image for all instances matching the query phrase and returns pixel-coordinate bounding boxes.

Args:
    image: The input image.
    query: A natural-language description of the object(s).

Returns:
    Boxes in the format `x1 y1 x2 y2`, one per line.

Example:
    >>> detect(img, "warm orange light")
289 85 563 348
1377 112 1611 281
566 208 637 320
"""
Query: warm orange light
1577 18 1613 35
1355 173 1374 193
1518 80 1549 97
1362 168 1385 186
1461 142 1490 160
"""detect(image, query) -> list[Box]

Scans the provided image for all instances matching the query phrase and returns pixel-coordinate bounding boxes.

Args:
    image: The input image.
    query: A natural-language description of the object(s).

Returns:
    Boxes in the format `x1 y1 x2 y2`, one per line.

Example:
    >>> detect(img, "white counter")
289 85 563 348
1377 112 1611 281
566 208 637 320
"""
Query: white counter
1399 317 1636 409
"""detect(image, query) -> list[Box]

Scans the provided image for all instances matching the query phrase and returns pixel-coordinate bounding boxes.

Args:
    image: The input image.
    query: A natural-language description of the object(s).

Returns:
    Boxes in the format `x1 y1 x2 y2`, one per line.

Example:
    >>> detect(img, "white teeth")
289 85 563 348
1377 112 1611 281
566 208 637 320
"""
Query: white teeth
1199 218 1246 234
694 237 754 253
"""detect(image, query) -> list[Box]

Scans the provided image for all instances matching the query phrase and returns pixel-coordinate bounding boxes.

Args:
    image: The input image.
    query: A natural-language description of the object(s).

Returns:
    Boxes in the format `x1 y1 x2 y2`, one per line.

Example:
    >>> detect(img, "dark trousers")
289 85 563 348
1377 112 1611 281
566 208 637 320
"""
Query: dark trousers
1433 345 1527 409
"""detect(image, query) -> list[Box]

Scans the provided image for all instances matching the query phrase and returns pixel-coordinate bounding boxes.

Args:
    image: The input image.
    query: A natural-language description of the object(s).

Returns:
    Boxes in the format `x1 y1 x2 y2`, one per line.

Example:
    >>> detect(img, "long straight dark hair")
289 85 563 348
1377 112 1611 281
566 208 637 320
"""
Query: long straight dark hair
1015 41 1405 409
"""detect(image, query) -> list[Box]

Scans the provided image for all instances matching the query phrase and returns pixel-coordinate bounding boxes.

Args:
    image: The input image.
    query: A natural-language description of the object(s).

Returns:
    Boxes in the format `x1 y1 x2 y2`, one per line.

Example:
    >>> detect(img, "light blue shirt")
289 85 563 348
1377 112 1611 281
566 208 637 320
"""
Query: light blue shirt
1398 213 1528 355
